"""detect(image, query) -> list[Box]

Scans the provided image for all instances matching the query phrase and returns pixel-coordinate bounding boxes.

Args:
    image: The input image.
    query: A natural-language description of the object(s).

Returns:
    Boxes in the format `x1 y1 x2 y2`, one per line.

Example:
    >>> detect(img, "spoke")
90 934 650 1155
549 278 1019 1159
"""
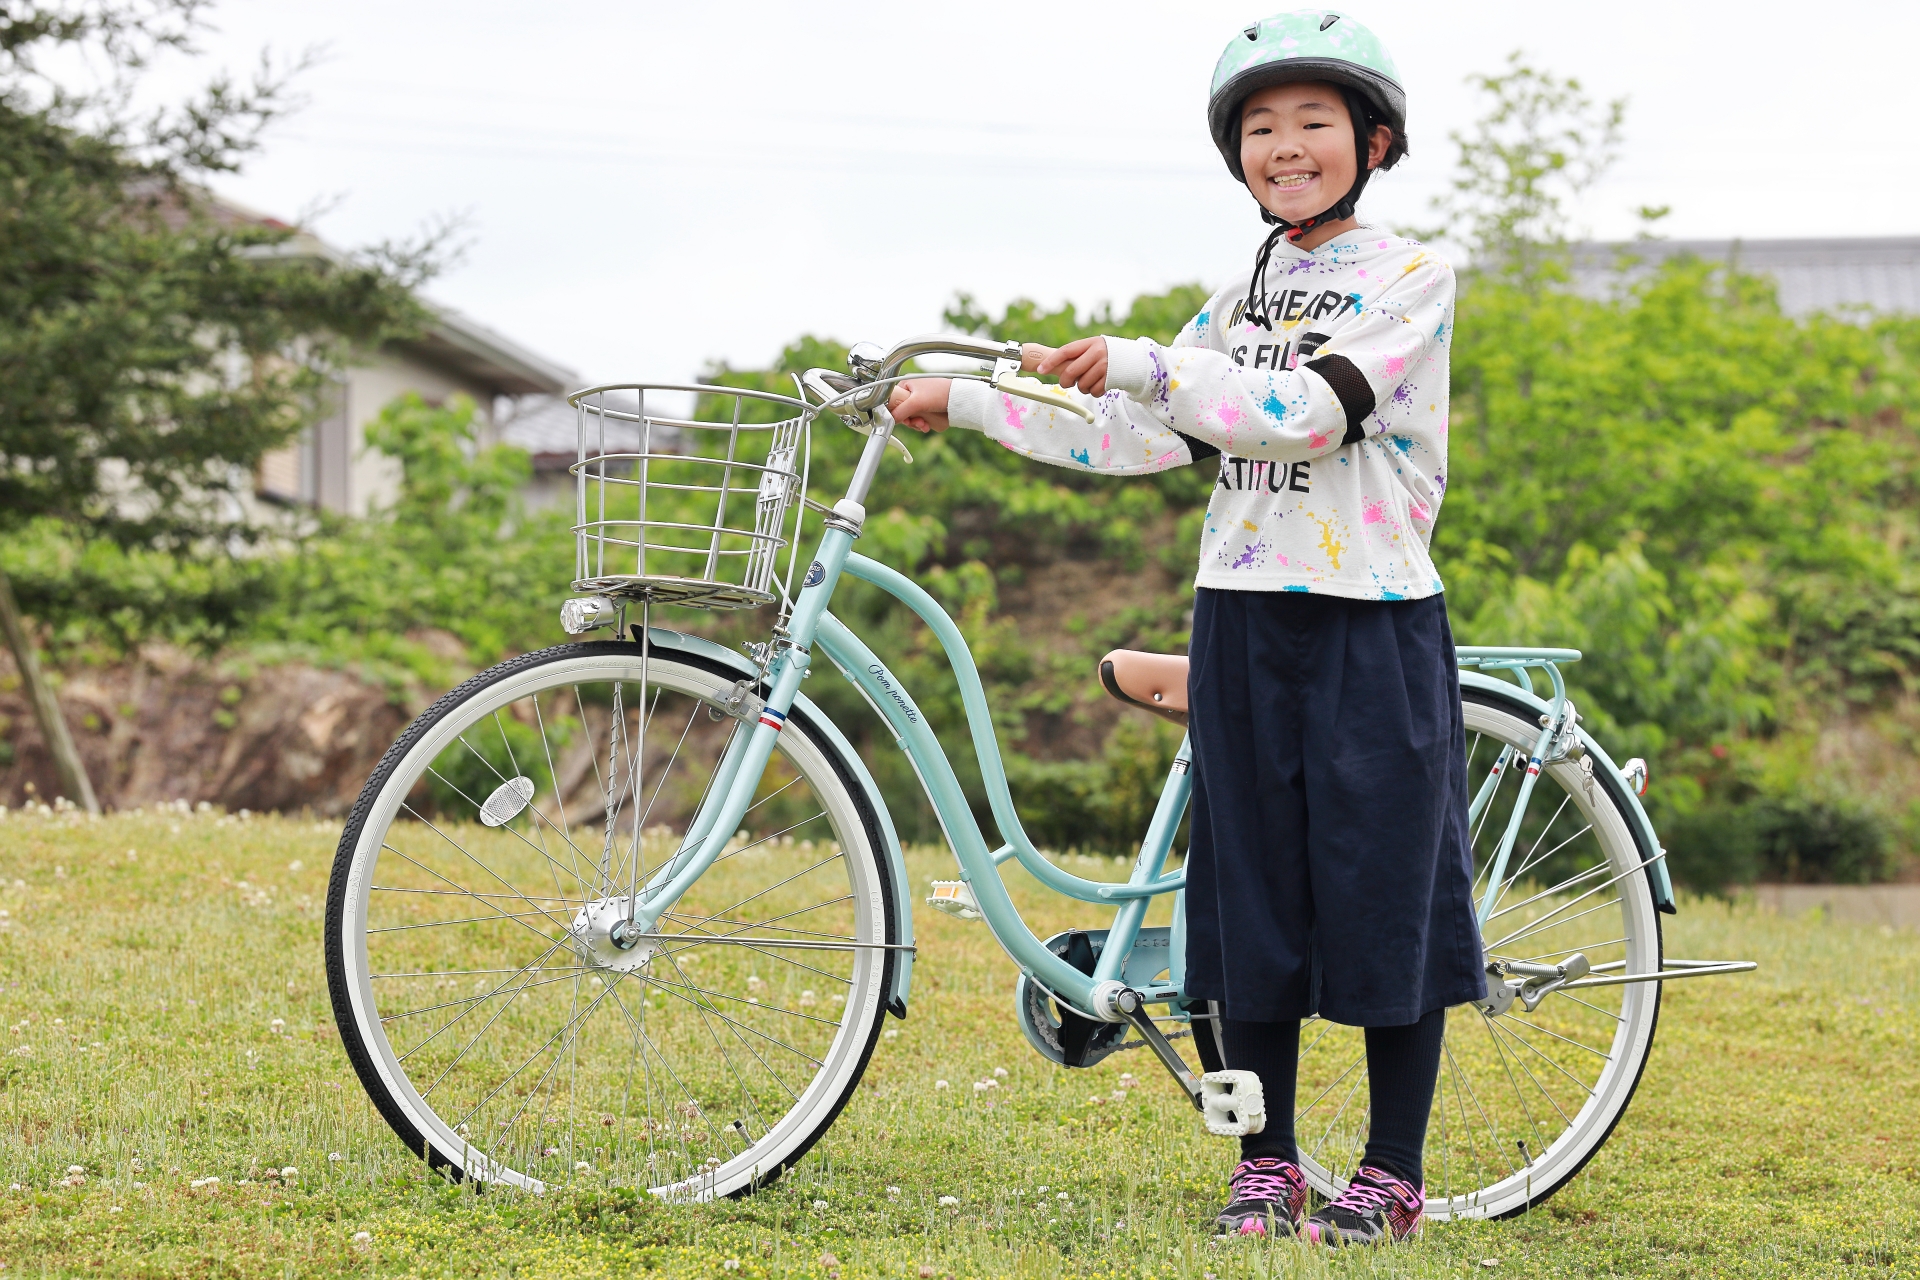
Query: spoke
653 950 776 1155
626 701 702 904
674 848 844 934
1488 1018 1600 1100
379 835 568 944
369 909 570 934
1486 856 1617 926
381 970 598 1024
1295 1018 1340 1063
406 933 577 1075
1496 1013 1613 1062
434 748 592 907
532 692 586 892
1489 897 1620 955
1296 1046 1368 1123
372 885 577 905
401 796 585 927
642 972 841 1030
1443 1030 1515 1184
642 972 828 1068
1557 993 1626 1022
1517 938 1628 965
1490 794 1581 912
1486 1019 1576 1127
1480 1011 1552 1161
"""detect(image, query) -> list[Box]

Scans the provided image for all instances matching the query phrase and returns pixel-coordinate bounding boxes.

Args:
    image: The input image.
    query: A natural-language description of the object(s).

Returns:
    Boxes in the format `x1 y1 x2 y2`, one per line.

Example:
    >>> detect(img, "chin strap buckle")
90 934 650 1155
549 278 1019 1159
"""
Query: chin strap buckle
1200 1070 1267 1137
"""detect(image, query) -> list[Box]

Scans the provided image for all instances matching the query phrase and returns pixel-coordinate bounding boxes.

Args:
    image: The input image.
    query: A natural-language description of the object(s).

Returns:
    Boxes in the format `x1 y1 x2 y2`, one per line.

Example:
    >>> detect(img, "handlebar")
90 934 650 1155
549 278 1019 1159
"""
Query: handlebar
874 333 1022 381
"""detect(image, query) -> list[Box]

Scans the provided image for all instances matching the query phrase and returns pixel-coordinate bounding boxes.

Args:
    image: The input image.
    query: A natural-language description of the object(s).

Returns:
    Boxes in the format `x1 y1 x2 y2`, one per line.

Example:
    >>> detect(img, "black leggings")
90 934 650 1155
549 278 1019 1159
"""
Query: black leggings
1222 1007 1446 1187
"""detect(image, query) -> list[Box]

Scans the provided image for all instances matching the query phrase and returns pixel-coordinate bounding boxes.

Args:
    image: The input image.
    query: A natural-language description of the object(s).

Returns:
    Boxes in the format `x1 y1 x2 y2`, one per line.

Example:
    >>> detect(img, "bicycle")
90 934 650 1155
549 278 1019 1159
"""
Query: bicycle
324 333 1755 1220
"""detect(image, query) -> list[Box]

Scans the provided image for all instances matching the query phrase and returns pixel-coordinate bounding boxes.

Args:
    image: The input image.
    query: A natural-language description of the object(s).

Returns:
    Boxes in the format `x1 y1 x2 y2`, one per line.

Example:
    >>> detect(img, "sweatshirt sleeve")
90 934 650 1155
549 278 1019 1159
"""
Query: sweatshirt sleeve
943 312 1210 476
1104 252 1456 465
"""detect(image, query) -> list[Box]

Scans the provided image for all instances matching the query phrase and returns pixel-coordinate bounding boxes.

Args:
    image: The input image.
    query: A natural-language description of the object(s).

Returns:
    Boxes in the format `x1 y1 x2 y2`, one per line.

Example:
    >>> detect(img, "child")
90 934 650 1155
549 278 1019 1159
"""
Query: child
888 9 1483 1248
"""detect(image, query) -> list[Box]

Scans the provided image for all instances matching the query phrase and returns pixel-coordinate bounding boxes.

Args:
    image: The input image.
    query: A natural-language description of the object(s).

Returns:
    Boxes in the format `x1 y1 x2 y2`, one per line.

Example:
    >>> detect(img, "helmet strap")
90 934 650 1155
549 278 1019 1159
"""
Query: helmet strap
1245 89 1378 331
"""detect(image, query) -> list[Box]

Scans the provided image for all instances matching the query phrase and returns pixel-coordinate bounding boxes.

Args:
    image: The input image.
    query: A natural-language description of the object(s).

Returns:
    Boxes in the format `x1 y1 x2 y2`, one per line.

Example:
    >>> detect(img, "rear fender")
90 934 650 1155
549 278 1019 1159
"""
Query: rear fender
1459 669 1677 914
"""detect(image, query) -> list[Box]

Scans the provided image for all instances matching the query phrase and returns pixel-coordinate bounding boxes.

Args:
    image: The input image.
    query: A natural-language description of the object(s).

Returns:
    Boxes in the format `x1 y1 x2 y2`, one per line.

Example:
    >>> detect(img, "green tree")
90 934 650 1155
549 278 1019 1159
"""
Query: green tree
0 1 431 807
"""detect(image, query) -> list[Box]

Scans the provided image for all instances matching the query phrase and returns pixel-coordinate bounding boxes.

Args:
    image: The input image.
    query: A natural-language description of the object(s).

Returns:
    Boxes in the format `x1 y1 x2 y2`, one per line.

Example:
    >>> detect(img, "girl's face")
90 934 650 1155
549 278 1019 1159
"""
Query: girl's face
1238 81 1388 225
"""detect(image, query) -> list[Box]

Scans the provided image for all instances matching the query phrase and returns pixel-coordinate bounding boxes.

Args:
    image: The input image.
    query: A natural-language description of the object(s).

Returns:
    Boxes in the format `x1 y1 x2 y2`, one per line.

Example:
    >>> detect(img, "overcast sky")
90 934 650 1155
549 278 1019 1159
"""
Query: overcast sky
138 1 1919 389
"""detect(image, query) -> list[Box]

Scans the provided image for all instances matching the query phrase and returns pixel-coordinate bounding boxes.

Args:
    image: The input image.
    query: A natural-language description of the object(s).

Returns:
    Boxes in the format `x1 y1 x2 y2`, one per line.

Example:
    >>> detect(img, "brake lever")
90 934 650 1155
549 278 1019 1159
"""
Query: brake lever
986 350 1096 423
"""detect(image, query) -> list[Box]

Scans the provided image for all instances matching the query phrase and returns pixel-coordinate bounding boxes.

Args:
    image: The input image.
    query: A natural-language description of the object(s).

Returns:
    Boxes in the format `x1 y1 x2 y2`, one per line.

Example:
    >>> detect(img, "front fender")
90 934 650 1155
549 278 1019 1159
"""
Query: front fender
1459 669 1677 914
642 627 916 1015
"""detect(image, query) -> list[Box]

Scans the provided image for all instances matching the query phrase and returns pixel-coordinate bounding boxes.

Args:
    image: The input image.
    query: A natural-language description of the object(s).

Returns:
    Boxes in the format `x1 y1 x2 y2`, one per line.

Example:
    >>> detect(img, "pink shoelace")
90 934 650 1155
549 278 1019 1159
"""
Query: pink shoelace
1326 1166 1419 1216
1231 1159 1303 1203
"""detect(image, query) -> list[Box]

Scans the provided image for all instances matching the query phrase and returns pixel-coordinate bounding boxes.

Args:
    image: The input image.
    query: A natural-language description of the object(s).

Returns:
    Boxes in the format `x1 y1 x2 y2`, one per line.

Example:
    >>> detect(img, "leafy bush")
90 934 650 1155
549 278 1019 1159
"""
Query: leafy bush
1665 795 1892 891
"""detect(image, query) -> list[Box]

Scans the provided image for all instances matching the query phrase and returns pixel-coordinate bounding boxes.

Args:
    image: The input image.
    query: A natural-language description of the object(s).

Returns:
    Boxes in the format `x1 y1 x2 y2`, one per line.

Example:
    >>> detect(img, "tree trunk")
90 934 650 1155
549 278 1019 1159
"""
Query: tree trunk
0 564 100 813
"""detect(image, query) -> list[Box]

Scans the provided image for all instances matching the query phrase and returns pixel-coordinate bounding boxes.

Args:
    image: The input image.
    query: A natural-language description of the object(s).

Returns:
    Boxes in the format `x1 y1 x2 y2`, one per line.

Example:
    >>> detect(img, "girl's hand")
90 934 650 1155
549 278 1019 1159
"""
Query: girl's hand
1033 336 1109 397
887 378 951 433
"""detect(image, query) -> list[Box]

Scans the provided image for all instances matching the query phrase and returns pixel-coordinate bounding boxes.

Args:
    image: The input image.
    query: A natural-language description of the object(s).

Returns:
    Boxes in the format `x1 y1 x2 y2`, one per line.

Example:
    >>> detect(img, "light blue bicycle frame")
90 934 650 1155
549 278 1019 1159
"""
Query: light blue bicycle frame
616 397 1677 1041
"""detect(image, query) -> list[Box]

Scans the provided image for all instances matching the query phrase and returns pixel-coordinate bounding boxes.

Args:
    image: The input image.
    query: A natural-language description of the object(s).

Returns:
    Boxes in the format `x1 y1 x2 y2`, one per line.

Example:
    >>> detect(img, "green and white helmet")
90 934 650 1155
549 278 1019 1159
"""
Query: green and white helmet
1207 9 1407 184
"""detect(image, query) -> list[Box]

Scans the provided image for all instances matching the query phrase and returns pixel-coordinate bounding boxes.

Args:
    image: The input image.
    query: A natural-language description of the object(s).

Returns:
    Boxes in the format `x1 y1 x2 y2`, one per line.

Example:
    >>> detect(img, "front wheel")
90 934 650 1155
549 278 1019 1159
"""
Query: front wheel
1291 683 1664 1219
325 641 898 1198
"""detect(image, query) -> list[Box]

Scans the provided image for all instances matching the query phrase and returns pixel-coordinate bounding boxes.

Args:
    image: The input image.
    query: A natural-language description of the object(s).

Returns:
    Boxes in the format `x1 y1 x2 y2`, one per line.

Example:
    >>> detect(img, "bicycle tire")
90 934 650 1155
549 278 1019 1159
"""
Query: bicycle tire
1292 681 1663 1220
325 640 896 1199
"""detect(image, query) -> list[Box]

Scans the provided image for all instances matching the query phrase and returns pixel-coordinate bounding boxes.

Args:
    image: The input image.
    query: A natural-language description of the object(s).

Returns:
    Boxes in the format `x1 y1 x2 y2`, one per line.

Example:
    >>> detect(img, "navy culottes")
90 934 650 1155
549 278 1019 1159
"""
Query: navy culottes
1182 587 1487 1027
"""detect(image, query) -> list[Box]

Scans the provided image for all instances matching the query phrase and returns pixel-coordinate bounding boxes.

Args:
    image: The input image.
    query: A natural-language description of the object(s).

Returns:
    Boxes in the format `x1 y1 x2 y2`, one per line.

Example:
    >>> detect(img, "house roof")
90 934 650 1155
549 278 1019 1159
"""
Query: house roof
1570 237 1920 316
211 192 577 396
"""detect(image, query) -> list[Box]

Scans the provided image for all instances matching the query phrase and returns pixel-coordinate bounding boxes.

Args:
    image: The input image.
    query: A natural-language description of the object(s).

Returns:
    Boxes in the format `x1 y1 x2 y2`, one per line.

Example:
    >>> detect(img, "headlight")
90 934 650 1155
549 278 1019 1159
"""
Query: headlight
559 596 619 635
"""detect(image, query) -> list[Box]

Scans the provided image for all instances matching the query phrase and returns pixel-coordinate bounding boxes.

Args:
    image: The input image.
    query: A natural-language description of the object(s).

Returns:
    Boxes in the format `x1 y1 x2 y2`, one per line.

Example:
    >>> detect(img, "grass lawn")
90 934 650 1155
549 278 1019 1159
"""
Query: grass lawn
0 806 1915 1278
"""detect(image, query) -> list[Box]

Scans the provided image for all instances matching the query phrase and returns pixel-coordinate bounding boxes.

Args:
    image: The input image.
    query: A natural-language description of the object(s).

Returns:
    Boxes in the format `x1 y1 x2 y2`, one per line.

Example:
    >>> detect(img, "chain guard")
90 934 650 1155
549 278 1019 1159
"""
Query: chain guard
1014 927 1175 1069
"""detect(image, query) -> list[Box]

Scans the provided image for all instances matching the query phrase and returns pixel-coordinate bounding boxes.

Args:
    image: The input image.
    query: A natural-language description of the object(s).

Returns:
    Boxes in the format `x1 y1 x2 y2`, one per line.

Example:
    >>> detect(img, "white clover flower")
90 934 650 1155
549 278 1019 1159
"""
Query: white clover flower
993 1066 1008 1078
109 1205 122 1214
972 1081 989 1094
811 1199 828 1210
351 1231 372 1247
938 1195 959 1207
934 1080 949 1090
542 1146 560 1157
280 1167 297 1179
1110 1090 1126 1101
1057 1192 1070 1201
722 1262 740 1273
574 1161 591 1173
66 1165 84 1175
883 1028 898 1039
327 1152 343 1163
270 1018 285 1034
886 1186 901 1198
1037 1185 1048 1193
799 990 816 1007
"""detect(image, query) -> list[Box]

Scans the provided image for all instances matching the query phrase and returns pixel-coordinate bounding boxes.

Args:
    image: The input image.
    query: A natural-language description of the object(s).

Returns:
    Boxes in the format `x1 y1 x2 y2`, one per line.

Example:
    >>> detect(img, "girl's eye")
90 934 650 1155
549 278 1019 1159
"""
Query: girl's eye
1248 127 1272 137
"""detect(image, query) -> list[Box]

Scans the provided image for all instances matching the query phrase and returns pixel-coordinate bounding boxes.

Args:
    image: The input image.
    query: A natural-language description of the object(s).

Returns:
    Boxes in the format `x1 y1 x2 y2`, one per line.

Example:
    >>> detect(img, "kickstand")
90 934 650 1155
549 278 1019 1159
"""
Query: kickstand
1119 1002 1204 1111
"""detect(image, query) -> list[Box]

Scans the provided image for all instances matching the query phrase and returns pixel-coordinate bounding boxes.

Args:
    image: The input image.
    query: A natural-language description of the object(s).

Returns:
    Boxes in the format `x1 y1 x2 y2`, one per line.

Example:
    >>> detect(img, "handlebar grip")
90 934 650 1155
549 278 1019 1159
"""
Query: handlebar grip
992 373 1097 424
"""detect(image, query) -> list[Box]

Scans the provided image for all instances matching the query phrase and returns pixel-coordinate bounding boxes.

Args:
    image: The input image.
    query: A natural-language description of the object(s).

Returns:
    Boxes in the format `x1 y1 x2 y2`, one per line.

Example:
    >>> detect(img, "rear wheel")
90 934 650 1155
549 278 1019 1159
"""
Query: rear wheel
1292 683 1663 1219
325 641 896 1199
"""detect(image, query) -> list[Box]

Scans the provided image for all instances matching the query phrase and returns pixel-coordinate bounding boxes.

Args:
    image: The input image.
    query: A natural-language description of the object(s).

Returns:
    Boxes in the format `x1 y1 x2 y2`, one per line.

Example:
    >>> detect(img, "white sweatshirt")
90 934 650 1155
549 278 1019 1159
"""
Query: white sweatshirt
946 229 1455 601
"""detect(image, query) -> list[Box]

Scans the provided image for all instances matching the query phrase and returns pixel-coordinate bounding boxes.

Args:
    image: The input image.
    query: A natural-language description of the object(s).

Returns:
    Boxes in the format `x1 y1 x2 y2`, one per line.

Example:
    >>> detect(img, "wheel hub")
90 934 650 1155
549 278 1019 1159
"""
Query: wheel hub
569 898 655 973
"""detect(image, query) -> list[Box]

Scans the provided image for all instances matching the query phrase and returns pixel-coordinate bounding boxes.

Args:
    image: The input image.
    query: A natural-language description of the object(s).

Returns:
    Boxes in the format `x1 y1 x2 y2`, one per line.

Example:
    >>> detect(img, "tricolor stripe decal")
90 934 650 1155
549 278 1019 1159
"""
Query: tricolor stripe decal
758 708 787 733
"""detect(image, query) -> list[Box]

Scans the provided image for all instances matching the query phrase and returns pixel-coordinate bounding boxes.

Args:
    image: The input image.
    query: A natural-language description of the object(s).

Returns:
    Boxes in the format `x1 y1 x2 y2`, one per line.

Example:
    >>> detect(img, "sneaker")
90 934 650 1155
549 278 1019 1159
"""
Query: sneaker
1301 1165 1424 1246
1215 1157 1307 1237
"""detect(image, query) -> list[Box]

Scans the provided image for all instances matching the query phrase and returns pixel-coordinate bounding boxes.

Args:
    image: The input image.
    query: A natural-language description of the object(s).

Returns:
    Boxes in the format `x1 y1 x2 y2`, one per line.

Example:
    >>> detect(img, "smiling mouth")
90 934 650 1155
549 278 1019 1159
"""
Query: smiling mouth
1267 172 1318 191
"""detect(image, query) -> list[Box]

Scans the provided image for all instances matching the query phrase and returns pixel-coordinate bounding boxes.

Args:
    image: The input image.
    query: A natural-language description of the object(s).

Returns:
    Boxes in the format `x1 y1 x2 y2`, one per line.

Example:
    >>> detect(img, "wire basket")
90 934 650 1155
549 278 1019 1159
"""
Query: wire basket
569 383 813 611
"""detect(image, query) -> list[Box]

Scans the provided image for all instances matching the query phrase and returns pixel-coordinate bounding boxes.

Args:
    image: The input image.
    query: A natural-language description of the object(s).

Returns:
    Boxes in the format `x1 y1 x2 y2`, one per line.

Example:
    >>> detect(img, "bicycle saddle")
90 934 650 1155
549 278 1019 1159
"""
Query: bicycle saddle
1099 649 1189 726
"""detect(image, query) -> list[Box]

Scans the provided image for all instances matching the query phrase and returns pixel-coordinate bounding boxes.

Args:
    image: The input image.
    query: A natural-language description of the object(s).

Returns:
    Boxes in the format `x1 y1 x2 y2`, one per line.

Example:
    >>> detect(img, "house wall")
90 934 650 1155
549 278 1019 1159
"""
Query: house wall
256 351 500 517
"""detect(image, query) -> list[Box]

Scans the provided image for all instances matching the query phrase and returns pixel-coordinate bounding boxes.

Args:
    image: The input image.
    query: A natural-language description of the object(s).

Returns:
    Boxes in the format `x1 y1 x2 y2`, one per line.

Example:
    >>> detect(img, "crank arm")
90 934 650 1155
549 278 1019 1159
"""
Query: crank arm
1113 990 1203 1109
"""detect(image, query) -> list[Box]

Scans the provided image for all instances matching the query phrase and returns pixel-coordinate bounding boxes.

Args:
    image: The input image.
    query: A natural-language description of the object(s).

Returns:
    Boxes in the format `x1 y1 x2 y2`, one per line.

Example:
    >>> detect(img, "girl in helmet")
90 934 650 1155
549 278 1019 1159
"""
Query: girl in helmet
890 9 1479 1249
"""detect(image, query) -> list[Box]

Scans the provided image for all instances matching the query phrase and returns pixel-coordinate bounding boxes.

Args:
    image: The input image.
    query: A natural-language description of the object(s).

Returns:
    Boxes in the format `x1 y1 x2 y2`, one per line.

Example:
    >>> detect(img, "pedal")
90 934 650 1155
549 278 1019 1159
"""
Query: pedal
926 880 982 921
1200 1070 1266 1137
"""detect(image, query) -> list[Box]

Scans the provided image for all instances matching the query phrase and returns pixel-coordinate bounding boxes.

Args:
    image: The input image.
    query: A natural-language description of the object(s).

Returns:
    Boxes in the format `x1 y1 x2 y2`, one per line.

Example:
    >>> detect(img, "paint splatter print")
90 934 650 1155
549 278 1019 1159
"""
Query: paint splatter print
944 228 1453 602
